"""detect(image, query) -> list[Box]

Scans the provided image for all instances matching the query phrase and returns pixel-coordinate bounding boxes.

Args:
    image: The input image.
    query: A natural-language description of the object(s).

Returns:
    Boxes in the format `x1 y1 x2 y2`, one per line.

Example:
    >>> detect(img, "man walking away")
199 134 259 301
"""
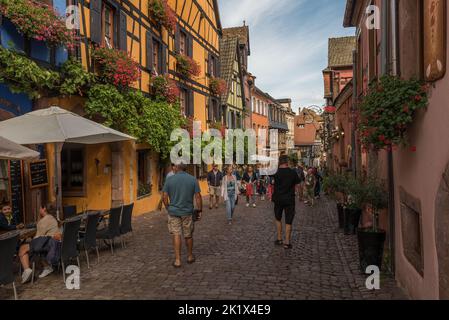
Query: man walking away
162 164 203 268
243 166 258 208
272 155 301 249
207 164 223 210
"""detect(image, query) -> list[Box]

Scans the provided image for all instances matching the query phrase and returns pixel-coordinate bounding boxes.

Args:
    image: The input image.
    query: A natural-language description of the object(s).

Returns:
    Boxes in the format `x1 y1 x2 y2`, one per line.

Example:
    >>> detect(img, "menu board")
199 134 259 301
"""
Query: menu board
9 160 24 224
29 160 49 189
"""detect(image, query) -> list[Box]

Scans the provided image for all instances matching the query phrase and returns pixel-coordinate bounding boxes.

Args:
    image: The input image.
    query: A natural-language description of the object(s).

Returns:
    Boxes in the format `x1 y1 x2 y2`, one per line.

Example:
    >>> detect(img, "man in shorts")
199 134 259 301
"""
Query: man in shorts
272 155 301 249
207 164 223 210
162 163 203 268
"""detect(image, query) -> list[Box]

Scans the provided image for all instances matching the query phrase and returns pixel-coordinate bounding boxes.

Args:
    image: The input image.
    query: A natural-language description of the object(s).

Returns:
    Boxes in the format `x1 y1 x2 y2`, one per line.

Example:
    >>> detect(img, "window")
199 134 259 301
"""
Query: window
180 88 187 116
298 124 305 129
152 39 161 74
61 145 86 197
180 30 187 55
137 150 152 198
102 3 115 48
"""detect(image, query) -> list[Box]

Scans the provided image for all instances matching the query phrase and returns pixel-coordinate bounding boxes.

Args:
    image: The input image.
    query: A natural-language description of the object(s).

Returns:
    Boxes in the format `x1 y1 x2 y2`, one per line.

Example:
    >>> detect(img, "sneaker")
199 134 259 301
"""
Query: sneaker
21 268 33 284
261 196 265 201
38 266 54 279
246 203 250 207
228 220 233 225
252 204 256 208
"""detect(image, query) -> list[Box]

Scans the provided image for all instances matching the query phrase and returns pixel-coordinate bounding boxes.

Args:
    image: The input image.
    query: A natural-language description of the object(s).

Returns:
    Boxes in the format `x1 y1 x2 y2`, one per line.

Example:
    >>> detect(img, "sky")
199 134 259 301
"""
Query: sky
218 0 355 114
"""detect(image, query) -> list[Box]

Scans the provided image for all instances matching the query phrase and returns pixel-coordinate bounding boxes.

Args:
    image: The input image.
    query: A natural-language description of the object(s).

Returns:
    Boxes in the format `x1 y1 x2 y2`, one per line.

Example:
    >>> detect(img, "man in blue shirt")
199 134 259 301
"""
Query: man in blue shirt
162 163 203 268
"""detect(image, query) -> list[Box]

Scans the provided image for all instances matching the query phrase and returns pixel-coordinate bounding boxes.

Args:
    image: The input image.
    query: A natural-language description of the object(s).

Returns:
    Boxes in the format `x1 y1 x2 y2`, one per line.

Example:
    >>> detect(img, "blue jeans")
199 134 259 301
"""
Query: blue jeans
226 194 236 221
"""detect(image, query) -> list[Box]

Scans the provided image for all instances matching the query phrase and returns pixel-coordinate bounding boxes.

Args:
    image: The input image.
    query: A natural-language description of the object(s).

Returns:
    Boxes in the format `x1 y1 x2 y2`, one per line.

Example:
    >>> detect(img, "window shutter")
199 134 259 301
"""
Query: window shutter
188 90 194 117
187 35 193 57
119 10 127 51
208 97 214 122
207 52 212 76
217 100 222 122
90 0 102 44
161 43 167 74
216 56 221 78
175 25 180 53
146 31 153 72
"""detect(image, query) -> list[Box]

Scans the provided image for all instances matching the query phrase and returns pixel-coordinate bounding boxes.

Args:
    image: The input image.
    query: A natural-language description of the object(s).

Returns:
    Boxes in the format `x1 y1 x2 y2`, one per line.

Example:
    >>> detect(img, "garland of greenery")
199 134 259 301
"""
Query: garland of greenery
0 47 185 159
85 84 185 159
0 46 60 98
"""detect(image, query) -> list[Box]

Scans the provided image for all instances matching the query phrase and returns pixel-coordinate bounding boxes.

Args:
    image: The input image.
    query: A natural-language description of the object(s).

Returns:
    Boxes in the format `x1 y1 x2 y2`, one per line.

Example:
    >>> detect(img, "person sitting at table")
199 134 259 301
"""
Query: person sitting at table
18 204 62 284
0 203 24 231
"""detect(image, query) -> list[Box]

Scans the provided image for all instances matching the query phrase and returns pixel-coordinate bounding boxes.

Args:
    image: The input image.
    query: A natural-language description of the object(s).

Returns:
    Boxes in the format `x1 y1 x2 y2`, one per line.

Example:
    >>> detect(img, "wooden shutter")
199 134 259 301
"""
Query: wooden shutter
187 90 194 117
207 52 212 76
175 24 180 53
90 0 102 44
208 97 214 122
187 34 193 57
119 10 127 51
216 56 221 78
161 43 167 74
146 31 153 72
217 100 222 122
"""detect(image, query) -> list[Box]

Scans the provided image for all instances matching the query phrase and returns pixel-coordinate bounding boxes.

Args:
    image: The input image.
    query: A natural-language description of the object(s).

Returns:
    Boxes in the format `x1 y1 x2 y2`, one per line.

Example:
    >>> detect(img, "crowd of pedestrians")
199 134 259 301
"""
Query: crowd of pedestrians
161 158 324 267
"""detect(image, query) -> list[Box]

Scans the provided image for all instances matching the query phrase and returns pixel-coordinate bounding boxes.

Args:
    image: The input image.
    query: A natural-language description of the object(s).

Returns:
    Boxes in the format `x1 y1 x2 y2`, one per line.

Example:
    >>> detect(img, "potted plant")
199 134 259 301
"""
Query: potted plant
148 0 177 33
344 176 367 235
357 178 388 272
176 54 201 78
323 174 348 229
209 77 227 96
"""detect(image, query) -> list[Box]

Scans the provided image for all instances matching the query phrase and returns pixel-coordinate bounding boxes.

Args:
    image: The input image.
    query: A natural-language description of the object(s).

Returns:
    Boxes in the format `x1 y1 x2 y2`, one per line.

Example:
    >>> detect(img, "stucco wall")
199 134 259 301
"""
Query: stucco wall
394 4 449 299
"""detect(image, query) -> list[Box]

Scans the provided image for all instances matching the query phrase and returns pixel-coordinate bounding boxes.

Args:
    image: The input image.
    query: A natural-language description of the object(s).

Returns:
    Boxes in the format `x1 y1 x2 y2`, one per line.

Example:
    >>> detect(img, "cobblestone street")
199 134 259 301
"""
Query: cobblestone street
1 197 407 300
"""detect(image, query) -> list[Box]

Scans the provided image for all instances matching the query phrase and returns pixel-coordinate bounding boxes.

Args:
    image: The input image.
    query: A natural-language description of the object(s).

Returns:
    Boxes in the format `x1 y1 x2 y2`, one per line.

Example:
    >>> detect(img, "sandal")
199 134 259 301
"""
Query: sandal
274 240 283 246
284 244 293 250
187 256 196 264
173 262 182 268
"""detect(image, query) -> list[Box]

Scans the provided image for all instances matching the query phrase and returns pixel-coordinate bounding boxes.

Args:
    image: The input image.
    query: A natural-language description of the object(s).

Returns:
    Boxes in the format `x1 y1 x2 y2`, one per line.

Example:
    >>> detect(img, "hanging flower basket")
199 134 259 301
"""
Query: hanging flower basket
92 46 141 87
176 54 201 78
209 77 227 96
358 75 429 151
148 0 177 33
150 74 180 104
0 0 78 49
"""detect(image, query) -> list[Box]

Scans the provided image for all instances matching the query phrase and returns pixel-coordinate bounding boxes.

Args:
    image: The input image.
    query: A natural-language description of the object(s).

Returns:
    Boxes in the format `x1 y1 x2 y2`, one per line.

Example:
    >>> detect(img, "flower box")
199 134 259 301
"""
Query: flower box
176 54 201 78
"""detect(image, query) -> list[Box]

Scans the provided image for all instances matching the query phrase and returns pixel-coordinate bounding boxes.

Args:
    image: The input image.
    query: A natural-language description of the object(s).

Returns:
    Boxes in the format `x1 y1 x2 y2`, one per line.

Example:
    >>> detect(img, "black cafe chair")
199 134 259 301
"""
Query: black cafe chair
96 206 122 255
0 231 20 300
120 203 134 249
32 217 82 284
63 205 77 221
78 211 101 269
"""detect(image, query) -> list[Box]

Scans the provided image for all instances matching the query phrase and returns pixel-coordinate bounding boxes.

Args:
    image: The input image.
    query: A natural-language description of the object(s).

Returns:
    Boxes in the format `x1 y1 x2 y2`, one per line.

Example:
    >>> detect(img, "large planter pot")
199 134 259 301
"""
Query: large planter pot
344 207 362 235
357 228 386 273
337 203 345 229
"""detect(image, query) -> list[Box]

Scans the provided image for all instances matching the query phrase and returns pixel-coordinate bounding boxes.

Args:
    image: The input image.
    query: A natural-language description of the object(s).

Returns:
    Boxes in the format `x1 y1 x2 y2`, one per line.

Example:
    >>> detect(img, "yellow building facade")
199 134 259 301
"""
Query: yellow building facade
41 0 223 216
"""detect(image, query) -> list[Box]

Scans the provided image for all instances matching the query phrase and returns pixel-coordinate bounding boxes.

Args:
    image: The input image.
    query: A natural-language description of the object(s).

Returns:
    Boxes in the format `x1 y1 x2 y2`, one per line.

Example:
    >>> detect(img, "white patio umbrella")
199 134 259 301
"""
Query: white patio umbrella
0 106 136 219
0 136 40 160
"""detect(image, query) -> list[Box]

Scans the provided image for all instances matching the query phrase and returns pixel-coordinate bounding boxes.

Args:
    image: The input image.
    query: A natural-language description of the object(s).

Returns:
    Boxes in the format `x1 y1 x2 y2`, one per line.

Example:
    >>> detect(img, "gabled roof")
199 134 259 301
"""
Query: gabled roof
223 25 250 55
219 36 240 106
328 36 356 67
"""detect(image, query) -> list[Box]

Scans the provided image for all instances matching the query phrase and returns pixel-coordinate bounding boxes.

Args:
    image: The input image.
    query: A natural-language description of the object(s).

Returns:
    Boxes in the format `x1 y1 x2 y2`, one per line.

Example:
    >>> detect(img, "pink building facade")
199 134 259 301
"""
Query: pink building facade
344 0 449 299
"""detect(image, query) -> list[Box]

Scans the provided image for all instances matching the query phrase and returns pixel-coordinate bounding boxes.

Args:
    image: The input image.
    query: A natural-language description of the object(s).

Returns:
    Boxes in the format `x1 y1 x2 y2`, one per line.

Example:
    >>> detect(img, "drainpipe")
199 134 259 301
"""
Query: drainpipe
384 0 398 276
351 49 357 177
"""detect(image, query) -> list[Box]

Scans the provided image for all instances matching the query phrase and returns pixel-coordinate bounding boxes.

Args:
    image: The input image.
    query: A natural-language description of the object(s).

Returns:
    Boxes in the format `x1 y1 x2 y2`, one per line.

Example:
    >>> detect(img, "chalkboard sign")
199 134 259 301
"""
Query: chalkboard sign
29 160 49 189
9 160 24 224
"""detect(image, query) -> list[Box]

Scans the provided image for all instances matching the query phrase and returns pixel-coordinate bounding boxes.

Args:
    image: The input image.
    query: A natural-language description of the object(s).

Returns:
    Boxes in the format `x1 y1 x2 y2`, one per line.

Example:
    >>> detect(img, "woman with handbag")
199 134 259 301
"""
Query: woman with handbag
221 166 240 225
